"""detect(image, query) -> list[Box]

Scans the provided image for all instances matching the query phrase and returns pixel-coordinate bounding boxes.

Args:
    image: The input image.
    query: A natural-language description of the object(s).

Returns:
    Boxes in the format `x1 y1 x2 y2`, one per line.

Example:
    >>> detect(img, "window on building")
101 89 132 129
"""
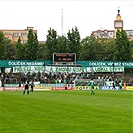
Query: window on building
5 32 10 35
21 33 27 36
129 32 133 36
126 31 133 36
23 40 27 44
125 32 128 35
131 32 133 36
13 33 18 36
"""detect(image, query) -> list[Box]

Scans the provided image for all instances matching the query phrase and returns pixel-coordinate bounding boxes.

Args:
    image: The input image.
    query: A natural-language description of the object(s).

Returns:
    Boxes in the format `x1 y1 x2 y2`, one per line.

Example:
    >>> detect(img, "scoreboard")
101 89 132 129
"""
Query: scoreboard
53 53 76 64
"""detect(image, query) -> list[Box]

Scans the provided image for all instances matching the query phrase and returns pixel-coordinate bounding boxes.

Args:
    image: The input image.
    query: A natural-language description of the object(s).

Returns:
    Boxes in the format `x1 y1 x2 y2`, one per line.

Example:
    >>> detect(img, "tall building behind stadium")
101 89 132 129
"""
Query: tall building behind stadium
0 27 37 44
0 8 133 42
91 7 133 40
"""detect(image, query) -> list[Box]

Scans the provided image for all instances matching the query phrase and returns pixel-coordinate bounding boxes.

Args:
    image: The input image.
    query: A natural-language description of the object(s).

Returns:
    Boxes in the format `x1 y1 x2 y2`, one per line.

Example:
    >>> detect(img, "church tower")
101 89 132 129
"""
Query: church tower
114 7 123 38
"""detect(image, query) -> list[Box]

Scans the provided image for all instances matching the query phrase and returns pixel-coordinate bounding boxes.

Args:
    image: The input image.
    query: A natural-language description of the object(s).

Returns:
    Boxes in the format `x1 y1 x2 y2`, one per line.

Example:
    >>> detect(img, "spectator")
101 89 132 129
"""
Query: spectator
44 75 47 84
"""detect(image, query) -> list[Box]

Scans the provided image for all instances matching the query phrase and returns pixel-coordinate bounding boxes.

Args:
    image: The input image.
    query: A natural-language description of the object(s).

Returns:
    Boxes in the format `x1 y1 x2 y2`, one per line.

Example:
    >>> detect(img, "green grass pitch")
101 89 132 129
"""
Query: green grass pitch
0 90 133 133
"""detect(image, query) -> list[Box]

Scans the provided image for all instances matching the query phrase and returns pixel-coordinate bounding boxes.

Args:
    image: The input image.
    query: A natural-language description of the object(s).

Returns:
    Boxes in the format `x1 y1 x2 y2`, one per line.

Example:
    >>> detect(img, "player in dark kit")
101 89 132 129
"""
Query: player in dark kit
112 81 116 90
23 81 29 95
30 80 34 92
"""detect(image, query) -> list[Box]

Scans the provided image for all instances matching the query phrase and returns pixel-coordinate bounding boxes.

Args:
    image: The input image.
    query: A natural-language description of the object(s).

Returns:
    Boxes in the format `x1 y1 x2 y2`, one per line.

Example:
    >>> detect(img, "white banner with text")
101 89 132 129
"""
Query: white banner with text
13 66 124 73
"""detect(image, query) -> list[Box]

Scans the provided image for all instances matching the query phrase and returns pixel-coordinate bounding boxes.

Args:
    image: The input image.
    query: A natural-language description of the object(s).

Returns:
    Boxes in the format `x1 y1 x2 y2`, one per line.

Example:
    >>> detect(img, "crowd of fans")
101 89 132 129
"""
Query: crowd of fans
0 70 124 85
1 70 133 89
0 71 78 85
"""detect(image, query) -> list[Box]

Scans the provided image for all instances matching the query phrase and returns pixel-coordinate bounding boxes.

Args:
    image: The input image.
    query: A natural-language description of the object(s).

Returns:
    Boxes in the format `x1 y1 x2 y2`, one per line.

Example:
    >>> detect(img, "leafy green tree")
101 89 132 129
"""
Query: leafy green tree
0 32 15 60
97 38 115 60
79 36 91 60
37 43 48 60
80 36 103 60
45 28 58 60
0 31 6 59
15 37 24 59
21 44 27 59
56 35 68 53
67 26 81 59
33 32 39 59
5 40 15 59
130 40 133 60
25 29 39 60
90 37 103 60
114 30 132 61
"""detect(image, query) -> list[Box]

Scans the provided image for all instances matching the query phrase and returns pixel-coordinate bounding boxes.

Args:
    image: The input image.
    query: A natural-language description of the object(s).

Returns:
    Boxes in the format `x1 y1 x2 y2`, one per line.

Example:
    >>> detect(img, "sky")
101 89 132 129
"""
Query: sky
0 0 133 41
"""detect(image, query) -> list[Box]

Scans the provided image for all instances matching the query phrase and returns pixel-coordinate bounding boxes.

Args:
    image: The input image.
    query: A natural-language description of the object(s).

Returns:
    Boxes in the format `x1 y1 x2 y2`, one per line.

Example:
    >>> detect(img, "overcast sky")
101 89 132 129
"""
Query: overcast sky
0 0 133 41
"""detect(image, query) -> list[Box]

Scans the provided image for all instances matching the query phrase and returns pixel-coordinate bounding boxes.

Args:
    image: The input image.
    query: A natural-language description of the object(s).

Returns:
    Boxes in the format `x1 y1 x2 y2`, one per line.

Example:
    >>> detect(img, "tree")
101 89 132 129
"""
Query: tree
21 44 27 59
80 36 103 60
33 32 39 59
130 40 133 60
37 43 48 60
45 28 58 60
15 37 24 59
56 35 68 53
5 40 15 59
96 38 115 60
24 29 39 60
79 36 91 60
0 31 6 59
114 30 132 61
67 26 81 59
